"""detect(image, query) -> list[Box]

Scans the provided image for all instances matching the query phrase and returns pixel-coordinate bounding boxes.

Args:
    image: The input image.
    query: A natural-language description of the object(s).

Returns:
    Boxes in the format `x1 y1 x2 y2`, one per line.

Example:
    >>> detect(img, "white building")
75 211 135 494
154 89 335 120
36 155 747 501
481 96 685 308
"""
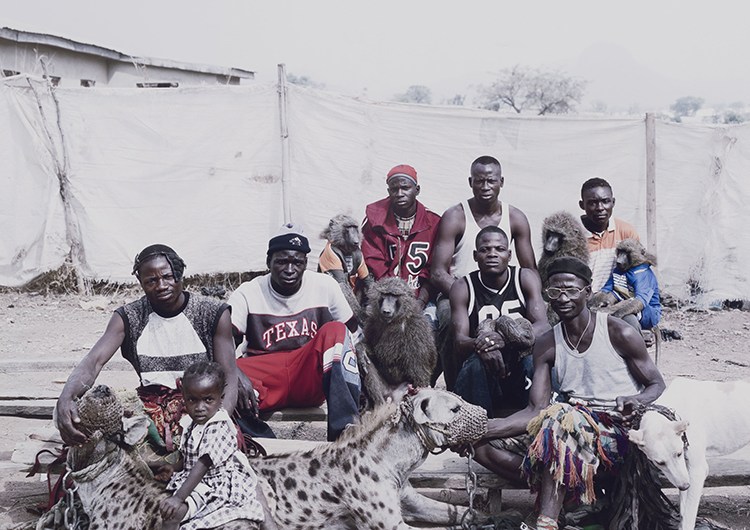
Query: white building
0 27 255 88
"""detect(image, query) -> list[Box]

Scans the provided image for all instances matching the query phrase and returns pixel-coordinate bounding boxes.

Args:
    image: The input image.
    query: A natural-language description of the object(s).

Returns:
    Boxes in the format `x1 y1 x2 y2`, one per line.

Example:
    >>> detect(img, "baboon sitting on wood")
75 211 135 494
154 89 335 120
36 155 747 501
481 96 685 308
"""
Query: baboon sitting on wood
357 277 437 406
318 214 374 320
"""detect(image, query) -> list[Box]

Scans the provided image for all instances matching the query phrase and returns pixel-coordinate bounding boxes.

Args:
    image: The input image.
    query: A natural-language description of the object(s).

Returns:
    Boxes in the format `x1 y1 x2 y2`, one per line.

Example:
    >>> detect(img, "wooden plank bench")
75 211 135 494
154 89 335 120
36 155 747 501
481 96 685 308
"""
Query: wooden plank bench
260 407 327 422
0 369 139 418
0 366 324 422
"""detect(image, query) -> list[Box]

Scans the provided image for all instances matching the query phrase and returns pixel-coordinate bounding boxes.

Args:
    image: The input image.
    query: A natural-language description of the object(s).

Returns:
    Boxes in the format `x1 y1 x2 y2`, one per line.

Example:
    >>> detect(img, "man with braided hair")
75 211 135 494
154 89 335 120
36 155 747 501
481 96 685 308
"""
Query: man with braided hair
472 257 665 530
56 244 254 475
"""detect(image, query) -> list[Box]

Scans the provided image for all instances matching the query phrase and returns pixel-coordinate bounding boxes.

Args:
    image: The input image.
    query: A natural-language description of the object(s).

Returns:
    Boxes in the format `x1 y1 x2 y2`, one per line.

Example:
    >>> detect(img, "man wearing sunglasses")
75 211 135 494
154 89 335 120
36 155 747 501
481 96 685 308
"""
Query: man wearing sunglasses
472 256 665 530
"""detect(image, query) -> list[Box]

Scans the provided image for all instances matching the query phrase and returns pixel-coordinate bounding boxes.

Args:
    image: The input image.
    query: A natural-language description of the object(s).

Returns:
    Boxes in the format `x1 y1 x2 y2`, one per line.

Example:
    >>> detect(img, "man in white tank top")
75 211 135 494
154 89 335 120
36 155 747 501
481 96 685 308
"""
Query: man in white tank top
430 155 536 389
471 257 665 530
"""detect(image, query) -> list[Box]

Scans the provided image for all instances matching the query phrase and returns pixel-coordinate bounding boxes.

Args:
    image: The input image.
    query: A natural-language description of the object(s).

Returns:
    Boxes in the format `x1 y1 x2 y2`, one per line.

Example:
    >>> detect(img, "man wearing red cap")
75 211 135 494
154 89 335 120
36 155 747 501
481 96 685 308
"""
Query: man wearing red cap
361 164 441 311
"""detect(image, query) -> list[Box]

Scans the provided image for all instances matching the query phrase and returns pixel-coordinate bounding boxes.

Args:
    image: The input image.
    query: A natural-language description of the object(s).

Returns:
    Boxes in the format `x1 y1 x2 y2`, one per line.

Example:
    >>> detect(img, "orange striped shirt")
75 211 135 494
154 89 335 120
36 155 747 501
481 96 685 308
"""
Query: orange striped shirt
584 217 640 291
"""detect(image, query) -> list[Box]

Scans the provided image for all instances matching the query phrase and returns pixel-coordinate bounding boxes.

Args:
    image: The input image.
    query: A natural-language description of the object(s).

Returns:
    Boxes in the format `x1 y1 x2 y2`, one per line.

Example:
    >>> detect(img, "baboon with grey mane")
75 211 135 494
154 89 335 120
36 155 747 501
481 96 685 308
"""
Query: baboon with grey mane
357 277 437 406
589 238 658 320
318 213 373 320
537 210 590 289
537 211 590 325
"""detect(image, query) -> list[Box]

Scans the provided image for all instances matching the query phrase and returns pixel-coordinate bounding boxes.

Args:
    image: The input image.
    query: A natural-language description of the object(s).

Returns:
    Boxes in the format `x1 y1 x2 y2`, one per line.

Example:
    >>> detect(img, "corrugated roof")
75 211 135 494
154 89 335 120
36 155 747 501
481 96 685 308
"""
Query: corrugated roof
0 26 255 78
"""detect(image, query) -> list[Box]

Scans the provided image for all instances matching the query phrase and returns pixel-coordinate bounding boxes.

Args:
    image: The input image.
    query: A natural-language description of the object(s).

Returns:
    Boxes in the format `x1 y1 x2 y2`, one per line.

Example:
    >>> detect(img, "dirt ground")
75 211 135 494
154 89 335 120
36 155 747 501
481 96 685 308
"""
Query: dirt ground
1 291 750 528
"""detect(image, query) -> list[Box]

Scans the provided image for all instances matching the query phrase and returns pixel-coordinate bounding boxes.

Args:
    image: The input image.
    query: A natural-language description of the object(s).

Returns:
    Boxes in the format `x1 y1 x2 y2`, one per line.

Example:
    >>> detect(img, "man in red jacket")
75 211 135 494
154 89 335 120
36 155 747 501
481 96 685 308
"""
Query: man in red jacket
361 164 441 311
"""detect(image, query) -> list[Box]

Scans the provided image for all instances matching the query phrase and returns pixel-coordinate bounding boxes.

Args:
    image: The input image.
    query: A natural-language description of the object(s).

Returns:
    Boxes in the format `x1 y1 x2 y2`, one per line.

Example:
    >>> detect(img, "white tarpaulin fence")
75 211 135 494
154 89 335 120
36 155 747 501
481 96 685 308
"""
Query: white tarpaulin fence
1 78 748 303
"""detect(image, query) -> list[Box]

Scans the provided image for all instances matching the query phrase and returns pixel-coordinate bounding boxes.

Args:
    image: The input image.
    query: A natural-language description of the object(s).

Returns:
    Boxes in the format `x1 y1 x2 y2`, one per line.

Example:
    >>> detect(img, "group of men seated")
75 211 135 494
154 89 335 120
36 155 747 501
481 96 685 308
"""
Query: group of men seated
56 155 665 530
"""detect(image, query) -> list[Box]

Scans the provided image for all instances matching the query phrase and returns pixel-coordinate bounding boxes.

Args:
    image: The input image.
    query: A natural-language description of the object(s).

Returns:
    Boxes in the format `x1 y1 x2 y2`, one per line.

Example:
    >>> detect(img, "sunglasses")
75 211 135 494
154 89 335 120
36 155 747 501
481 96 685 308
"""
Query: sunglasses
545 286 587 299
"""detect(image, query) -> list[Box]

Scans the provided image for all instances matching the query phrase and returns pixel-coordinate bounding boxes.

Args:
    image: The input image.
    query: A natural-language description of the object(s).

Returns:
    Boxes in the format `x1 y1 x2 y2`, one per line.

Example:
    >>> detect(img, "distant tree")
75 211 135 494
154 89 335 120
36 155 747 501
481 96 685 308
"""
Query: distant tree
478 65 586 115
286 73 325 89
393 85 432 104
722 110 745 124
478 65 529 113
722 102 746 124
445 94 465 106
670 96 704 121
530 71 587 115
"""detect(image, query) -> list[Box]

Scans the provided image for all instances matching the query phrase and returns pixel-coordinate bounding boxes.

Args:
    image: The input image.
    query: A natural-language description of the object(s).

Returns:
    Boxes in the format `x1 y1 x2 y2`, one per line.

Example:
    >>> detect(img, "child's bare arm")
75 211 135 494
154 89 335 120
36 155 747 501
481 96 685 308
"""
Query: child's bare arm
160 455 211 523
172 455 211 503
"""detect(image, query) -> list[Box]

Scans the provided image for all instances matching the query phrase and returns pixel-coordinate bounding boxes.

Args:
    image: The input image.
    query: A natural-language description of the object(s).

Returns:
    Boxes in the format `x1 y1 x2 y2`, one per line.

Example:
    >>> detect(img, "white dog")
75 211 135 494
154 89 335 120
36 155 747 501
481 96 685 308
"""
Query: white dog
627 377 750 530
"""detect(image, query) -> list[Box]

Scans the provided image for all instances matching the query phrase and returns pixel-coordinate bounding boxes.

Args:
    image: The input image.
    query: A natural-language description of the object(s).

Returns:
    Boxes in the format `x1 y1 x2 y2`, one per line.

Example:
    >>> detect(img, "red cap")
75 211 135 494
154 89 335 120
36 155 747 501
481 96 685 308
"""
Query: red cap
386 164 418 185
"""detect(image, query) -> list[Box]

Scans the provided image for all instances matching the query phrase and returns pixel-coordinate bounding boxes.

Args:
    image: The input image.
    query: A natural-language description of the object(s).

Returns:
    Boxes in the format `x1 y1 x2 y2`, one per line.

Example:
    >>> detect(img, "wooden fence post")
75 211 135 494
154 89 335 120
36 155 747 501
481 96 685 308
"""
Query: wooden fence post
277 63 292 224
645 113 657 257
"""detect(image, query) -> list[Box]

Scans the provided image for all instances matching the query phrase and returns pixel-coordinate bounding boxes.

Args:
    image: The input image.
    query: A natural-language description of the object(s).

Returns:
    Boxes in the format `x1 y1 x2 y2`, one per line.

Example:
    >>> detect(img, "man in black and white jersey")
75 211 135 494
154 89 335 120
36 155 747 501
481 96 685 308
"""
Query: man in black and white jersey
449 226 548 416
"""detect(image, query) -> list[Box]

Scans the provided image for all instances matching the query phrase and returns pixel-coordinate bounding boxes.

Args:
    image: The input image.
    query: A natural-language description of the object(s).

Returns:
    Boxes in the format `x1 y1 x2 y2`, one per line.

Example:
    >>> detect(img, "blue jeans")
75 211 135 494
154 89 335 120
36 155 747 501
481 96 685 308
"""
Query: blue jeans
454 352 533 418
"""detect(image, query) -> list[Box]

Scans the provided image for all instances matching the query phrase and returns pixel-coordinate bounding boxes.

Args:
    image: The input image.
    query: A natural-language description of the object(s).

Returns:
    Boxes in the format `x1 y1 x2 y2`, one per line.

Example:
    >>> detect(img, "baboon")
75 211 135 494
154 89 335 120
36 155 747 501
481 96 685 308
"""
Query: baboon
537 211 590 324
537 211 590 289
318 214 374 320
590 238 661 330
357 277 437 406
476 314 536 360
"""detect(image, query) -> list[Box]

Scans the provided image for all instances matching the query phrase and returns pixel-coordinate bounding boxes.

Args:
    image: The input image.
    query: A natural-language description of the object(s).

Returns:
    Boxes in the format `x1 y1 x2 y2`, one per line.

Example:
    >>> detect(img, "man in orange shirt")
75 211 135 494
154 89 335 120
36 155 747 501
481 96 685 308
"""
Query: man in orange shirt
579 177 640 292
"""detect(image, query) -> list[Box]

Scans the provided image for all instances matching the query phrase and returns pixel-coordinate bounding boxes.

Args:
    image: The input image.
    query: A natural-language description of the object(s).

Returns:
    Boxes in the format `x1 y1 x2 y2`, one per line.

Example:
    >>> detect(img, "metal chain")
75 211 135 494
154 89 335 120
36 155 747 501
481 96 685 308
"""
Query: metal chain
62 470 80 530
459 445 479 529
452 445 505 530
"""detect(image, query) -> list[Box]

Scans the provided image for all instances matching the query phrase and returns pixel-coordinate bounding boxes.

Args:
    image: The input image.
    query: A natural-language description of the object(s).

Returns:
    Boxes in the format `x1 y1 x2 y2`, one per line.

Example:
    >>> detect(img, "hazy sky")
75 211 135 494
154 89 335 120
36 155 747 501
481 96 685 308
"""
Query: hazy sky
5 0 749 111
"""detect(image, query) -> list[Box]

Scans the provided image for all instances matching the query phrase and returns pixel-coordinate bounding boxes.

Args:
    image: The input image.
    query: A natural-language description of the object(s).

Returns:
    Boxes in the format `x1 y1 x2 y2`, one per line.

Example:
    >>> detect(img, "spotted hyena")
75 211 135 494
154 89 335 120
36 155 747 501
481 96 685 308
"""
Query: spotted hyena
252 387 488 529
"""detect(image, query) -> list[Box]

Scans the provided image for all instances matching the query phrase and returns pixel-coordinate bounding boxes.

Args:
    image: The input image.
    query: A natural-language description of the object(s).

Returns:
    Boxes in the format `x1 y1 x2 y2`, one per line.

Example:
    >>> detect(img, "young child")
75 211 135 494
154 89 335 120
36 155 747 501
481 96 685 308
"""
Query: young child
160 361 265 530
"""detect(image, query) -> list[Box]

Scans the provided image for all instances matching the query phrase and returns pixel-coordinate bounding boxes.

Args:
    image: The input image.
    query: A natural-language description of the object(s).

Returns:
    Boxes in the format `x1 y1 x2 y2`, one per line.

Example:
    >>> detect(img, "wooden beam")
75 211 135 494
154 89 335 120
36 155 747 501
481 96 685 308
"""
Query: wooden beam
260 407 327 422
645 113 657 256
0 399 57 418
277 63 292 224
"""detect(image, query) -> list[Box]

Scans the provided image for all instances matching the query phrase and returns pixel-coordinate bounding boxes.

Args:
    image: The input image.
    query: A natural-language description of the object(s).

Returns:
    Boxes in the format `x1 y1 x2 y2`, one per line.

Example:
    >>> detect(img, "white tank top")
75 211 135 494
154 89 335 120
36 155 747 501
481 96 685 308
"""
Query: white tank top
553 311 643 407
450 199 514 279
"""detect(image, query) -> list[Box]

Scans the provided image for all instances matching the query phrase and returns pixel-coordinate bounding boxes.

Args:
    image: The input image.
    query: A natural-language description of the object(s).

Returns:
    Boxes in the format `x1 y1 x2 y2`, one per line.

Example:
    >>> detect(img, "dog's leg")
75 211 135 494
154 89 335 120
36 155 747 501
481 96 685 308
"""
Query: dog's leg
679 456 709 530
